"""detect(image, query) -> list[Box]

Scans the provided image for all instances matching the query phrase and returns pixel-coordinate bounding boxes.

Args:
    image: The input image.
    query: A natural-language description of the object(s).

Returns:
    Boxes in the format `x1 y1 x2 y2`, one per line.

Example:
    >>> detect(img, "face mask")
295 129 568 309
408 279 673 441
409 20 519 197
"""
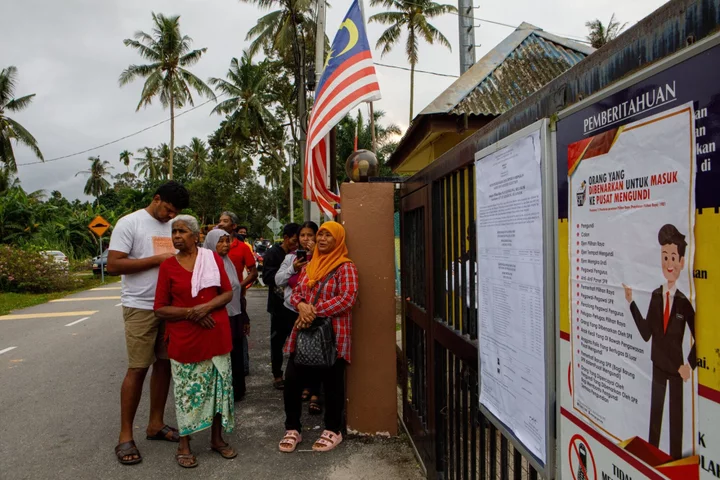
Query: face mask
236 233 246 242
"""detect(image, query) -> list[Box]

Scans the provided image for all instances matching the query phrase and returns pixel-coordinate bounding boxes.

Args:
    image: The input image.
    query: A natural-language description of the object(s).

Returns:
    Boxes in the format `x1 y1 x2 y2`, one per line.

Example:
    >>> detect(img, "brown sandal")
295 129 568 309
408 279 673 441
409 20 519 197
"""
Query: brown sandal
146 424 180 442
211 442 238 459
115 440 142 465
176 452 198 468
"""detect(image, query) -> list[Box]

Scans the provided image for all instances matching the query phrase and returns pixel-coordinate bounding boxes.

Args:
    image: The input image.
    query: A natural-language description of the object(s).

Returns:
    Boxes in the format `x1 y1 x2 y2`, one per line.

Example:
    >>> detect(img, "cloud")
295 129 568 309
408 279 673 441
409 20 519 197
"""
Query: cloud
3 0 666 199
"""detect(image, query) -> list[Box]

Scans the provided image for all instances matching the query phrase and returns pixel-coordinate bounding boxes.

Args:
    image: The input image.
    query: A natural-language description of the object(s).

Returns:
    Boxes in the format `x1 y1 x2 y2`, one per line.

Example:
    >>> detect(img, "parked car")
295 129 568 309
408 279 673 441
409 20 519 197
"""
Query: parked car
41 250 69 270
253 242 269 285
92 250 109 275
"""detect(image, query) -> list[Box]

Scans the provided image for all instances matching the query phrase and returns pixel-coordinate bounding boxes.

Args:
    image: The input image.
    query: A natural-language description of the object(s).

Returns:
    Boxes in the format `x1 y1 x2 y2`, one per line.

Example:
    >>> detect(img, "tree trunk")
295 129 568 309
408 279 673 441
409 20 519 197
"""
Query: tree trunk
409 62 415 125
169 93 175 181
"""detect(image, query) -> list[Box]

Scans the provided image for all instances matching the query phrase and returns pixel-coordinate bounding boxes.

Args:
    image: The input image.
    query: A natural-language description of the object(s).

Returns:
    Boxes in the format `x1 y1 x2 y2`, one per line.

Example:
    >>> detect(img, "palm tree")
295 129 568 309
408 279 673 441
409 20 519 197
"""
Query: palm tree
118 12 215 180
186 137 209 178
156 143 172 179
369 0 456 124
134 146 161 180
209 54 280 149
76 156 113 204
119 150 133 172
0 66 44 171
241 0 316 59
585 14 627 49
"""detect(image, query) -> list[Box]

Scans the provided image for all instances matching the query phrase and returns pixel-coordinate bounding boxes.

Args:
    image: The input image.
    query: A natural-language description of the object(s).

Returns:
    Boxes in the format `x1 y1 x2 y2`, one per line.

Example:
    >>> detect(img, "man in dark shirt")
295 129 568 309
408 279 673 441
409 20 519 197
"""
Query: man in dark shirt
262 223 300 389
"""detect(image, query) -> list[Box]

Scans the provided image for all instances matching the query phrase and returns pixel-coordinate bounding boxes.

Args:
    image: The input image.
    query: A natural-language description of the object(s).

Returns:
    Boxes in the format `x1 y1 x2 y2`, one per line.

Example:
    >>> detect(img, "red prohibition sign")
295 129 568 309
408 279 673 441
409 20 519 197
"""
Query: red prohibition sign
569 433 597 480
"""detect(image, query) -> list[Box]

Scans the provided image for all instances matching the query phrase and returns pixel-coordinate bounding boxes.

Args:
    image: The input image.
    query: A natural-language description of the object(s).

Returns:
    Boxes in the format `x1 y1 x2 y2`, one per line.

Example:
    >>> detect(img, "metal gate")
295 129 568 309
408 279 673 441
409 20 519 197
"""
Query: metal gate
400 165 542 479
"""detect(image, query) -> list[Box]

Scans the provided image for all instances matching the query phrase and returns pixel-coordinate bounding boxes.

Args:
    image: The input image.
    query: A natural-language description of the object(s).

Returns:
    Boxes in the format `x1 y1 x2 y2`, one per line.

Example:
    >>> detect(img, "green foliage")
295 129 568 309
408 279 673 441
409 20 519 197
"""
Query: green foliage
585 14 627 49
75 156 113 202
369 0 456 122
0 244 81 293
119 12 215 179
0 66 44 171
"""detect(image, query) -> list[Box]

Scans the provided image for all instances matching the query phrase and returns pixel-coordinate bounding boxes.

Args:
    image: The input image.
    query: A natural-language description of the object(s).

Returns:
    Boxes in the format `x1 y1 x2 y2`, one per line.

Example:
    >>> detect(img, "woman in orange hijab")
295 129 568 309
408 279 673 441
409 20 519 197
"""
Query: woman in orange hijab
278 221 359 453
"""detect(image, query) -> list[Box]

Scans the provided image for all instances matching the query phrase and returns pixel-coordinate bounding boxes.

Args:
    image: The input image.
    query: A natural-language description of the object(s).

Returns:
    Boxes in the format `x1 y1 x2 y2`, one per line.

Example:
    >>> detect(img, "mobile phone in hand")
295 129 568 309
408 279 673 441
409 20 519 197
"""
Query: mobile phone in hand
296 250 307 261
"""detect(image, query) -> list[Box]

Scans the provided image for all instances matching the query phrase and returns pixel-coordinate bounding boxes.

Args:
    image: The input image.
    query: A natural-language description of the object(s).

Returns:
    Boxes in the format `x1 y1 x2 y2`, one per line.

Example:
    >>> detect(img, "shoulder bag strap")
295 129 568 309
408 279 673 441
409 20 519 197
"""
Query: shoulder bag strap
311 266 341 306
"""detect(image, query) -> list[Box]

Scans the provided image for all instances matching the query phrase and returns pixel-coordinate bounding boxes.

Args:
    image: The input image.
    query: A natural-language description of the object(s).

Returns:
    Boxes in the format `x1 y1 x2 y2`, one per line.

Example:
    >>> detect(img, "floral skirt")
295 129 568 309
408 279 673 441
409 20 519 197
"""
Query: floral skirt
170 353 235 436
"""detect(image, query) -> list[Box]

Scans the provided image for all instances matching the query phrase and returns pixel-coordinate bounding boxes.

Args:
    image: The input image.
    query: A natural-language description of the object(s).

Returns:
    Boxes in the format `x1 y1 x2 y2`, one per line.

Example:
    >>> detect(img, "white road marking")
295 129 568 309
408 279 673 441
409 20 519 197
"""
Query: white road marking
91 286 122 291
115 303 122 307
0 346 18 355
65 317 90 327
50 296 121 303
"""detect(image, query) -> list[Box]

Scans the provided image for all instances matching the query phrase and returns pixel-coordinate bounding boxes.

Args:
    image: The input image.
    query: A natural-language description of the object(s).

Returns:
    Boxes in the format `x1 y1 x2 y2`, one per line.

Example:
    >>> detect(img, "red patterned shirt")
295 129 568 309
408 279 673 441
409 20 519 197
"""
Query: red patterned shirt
285 262 359 363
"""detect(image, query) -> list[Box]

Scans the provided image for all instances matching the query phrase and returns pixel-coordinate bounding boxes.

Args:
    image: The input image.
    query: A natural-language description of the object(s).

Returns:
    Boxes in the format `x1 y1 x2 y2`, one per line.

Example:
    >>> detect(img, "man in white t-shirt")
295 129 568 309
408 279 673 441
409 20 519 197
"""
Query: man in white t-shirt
107 181 189 465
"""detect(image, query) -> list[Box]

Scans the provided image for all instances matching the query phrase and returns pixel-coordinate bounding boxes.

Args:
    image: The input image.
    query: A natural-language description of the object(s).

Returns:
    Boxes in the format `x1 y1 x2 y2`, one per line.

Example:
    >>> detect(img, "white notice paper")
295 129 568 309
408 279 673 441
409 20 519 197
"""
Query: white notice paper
475 130 546 463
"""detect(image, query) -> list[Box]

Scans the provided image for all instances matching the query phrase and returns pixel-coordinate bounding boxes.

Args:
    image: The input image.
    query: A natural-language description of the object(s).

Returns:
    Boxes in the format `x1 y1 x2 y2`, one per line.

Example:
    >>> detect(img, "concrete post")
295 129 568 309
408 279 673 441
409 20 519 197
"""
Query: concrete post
341 182 397 435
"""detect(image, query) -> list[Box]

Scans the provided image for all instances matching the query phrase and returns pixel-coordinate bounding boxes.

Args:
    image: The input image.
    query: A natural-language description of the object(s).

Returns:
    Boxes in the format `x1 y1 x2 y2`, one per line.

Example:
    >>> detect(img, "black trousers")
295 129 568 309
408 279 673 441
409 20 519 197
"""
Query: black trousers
284 357 346 434
649 364 683 459
270 306 296 378
240 296 250 375
229 314 246 400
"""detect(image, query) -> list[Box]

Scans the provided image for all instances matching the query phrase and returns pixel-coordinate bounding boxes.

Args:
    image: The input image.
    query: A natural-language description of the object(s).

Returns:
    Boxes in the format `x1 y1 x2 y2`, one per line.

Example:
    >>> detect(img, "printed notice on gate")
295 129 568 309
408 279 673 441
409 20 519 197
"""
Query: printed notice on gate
475 130 547 463
569 103 698 461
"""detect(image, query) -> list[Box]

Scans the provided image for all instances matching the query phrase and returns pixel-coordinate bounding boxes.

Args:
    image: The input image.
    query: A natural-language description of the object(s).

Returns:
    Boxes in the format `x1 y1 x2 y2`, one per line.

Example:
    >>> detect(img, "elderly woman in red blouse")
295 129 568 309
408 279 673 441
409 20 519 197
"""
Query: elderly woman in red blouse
279 221 359 453
154 215 237 468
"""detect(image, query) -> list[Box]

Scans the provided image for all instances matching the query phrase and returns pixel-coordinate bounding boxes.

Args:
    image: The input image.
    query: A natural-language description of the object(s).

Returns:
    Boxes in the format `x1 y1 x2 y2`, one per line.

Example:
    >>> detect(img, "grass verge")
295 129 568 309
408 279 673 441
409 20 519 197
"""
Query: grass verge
0 275 120 316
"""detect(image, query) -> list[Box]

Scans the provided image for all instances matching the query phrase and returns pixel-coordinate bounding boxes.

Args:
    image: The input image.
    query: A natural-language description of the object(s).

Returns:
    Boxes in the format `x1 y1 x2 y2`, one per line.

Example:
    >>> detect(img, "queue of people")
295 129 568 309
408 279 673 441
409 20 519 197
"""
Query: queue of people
107 181 359 468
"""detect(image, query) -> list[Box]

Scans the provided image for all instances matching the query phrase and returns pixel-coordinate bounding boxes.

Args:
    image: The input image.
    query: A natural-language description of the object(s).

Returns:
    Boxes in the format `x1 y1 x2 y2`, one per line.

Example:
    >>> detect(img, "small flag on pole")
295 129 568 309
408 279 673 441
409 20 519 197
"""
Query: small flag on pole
304 0 381 217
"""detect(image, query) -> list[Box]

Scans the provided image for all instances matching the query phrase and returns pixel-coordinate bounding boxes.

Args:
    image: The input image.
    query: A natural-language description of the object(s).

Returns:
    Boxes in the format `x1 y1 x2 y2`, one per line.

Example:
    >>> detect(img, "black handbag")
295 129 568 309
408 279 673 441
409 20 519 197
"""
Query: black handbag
295 269 339 368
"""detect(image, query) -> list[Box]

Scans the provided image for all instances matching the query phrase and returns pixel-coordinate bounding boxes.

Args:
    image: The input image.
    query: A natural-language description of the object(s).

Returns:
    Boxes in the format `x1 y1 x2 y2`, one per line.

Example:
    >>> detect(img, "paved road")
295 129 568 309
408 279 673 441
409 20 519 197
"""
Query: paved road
0 285 422 480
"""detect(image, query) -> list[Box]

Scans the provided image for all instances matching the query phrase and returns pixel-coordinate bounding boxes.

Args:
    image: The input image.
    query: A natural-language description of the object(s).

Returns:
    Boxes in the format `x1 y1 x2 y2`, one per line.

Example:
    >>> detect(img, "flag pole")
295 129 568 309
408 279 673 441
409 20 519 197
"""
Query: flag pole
311 0 328 223
358 0 378 154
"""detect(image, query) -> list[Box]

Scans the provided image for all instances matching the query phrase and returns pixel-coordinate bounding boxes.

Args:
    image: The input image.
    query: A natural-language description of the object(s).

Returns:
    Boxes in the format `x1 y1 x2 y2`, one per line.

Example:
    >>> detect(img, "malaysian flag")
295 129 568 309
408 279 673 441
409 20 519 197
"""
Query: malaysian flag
304 0 381 217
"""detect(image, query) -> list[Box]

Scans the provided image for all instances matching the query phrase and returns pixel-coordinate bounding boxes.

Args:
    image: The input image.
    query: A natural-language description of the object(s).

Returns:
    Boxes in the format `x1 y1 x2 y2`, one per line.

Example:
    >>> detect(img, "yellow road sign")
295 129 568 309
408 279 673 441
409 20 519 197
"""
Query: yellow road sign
89 215 111 237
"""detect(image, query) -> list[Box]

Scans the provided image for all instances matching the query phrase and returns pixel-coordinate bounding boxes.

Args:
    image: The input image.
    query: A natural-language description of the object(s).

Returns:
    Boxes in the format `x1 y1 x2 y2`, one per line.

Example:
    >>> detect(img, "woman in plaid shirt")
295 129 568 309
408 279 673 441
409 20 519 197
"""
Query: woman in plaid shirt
278 221 359 453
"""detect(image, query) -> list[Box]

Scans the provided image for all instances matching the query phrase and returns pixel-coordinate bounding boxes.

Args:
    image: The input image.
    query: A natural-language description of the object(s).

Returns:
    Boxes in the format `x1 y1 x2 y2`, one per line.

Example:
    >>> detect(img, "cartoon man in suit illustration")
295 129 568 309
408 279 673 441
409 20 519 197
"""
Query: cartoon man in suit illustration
622 224 695 460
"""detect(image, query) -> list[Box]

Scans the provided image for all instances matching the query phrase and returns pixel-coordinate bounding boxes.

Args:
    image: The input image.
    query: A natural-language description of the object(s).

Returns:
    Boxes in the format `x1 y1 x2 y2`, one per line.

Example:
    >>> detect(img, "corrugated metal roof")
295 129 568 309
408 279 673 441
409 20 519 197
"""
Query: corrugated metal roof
451 32 589 115
419 23 594 117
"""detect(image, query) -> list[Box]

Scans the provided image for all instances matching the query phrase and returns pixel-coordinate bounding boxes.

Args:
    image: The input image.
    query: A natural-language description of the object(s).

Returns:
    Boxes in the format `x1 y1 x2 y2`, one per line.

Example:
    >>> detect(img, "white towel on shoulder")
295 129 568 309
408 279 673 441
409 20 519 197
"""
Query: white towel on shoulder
191 247 221 298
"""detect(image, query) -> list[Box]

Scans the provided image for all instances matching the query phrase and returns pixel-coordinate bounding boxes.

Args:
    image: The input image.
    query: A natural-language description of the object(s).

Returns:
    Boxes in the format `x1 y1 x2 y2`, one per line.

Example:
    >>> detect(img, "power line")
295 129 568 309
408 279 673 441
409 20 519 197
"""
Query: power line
16 94 226 167
15 60 459 169
395 0 591 44
374 62 459 78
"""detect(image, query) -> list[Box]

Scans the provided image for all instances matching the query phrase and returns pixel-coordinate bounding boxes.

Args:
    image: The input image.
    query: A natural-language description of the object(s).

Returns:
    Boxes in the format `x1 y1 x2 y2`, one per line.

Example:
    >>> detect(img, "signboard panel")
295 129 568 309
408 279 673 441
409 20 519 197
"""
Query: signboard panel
89 215 110 237
474 121 556 474
557 37 720 480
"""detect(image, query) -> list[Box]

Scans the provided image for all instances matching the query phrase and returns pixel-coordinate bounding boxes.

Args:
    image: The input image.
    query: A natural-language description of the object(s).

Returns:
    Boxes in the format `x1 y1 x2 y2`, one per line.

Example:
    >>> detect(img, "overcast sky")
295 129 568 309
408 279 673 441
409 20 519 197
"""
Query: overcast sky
2 0 667 200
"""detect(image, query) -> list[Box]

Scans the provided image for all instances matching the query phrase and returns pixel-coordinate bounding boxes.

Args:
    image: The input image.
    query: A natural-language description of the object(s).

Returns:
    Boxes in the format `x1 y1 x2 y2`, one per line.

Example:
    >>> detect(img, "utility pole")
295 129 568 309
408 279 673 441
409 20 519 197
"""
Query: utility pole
457 0 477 74
289 151 294 222
298 44 311 222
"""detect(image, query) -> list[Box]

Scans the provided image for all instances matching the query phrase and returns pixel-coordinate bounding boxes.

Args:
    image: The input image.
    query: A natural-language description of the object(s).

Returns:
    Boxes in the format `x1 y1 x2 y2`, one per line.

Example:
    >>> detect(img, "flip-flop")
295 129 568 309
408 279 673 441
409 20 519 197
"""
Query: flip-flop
273 378 285 390
146 425 180 442
211 442 238 459
176 453 198 468
301 389 311 401
115 440 142 465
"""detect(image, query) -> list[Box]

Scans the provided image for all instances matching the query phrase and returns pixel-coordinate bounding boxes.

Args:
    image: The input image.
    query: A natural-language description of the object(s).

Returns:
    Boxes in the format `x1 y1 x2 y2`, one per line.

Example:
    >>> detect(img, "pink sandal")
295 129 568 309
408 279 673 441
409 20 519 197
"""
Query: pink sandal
279 430 302 453
312 430 343 452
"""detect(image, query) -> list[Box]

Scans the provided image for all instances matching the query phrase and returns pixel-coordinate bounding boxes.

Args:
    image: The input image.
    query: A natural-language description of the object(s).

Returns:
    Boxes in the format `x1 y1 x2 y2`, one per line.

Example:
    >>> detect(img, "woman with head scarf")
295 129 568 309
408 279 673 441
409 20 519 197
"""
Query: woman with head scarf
154 215 237 468
203 228 246 401
278 221 359 453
